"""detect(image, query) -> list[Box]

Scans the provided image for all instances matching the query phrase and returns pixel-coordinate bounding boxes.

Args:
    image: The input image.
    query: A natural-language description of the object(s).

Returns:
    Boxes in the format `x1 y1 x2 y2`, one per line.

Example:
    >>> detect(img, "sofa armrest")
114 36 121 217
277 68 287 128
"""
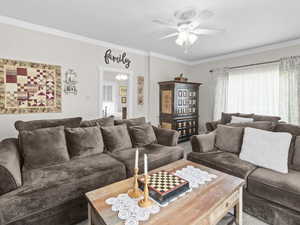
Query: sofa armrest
190 131 216 153
0 138 22 195
206 120 222 132
153 126 179 146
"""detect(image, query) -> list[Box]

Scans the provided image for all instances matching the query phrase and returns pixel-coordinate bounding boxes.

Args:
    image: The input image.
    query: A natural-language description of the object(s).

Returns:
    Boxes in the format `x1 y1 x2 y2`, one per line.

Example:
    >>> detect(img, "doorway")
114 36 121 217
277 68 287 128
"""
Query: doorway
98 67 133 119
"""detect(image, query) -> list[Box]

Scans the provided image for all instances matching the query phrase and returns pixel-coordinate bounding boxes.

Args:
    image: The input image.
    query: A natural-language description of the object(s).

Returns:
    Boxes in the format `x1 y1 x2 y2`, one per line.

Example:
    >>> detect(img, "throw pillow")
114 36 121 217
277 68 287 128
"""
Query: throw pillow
238 113 254 118
230 116 254 123
228 121 275 131
291 136 300 171
101 124 132 152
274 123 300 136
114 117 146 127
129 123 157 147
20 126 70 170
253 114 281 122
221 112 239 124
80 115 114 127
240 127 292 174
215 125 244 154
65 126 104 158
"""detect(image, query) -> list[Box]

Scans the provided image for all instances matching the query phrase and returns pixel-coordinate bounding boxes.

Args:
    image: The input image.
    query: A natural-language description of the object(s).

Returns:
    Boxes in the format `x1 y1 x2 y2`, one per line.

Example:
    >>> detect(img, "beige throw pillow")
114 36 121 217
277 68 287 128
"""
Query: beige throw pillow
240 127 292 174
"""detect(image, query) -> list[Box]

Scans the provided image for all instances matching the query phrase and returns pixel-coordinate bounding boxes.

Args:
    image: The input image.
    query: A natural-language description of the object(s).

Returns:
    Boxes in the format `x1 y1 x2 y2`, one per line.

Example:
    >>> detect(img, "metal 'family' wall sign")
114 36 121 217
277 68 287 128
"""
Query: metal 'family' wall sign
104 49 131 69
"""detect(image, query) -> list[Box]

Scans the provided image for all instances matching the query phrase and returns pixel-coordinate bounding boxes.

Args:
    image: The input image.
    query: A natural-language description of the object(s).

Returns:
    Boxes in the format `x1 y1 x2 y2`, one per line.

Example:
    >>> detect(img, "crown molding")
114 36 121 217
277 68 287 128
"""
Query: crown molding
0 15 151 56
189 38 300 65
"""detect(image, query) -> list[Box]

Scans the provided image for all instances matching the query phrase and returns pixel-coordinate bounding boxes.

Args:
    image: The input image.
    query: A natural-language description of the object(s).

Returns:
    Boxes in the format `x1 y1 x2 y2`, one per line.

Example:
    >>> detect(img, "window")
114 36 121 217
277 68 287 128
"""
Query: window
227 63 280 116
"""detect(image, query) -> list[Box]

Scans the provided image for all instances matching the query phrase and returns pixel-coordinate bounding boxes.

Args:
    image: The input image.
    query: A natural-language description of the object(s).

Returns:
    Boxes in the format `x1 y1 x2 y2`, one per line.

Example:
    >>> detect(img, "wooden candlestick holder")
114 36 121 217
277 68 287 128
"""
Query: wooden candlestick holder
128 168 142 199
138 174 153 208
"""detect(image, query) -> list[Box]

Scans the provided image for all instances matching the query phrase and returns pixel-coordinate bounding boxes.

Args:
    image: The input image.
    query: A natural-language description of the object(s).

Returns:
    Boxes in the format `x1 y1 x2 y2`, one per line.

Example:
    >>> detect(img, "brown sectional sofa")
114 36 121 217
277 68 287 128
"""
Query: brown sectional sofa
188 122 300 225
205 112 282 132
0 116 184 225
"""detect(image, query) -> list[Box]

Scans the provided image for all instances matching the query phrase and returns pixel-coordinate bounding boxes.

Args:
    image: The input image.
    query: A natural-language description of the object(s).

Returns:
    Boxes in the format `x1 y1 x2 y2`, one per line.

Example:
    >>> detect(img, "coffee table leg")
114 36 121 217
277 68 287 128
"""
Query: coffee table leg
88 203 92 225
234 187 243 225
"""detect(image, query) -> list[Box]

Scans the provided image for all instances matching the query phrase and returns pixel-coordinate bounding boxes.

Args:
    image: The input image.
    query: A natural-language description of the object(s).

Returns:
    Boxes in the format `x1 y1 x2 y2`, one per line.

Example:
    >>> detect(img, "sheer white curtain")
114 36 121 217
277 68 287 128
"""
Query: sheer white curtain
279 56 300 124
213 57 300 124
227 63 280 116
212 68 229 120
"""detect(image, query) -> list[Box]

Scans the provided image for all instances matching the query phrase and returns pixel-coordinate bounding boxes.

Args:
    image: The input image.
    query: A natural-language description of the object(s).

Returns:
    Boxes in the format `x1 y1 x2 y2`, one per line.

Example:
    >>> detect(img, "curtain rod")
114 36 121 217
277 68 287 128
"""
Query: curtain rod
209 59 280 73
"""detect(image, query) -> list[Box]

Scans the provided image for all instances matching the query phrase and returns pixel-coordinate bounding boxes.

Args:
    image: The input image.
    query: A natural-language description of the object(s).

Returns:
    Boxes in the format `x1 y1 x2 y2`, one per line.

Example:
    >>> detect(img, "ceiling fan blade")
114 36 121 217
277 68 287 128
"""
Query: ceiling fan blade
160 32 179 40
192 28 224 35
189 21 201 30
152 19 177 29
198 10 214 20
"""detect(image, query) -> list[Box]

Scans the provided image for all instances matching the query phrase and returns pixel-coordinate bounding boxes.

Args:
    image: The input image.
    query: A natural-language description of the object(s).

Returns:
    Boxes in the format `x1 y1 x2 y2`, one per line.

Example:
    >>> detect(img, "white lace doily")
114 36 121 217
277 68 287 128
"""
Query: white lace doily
174 165 217 189
105 166 217 224
105 193 160 225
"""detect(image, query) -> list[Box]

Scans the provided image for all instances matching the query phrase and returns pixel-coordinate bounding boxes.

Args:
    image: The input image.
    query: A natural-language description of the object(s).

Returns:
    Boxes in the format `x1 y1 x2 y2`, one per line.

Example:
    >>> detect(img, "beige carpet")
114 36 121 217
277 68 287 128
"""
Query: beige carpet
76 142 268 225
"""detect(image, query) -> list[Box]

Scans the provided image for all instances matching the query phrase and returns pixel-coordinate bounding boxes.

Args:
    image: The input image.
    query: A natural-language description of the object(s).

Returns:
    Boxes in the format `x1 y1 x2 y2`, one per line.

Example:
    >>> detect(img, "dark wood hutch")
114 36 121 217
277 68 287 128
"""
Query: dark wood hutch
158 81 202 142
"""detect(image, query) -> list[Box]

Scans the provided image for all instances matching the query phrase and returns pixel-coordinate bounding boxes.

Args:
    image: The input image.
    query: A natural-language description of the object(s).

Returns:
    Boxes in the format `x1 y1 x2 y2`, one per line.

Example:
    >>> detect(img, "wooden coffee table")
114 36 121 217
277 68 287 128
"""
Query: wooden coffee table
85 160 245 225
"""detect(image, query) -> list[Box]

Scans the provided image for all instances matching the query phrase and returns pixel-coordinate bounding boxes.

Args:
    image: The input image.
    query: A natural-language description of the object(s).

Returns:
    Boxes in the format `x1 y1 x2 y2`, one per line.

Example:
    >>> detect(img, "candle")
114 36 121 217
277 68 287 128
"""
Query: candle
135 148 139 169
144 154 148 175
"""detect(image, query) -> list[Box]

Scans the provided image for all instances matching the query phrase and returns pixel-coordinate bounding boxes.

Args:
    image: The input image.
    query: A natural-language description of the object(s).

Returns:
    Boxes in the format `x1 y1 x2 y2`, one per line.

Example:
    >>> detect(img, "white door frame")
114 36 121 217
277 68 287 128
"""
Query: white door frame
98 66 134 118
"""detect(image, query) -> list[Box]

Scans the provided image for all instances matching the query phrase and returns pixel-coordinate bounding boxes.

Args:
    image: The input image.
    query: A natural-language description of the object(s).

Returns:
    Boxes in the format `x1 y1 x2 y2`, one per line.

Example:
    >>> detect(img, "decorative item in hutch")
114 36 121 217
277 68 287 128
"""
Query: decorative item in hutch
159 79 202 142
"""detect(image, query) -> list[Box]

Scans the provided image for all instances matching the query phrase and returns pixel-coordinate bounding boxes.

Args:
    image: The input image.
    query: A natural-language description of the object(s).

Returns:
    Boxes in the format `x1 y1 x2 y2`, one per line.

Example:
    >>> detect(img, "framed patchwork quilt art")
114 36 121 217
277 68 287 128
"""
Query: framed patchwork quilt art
0 58 61 114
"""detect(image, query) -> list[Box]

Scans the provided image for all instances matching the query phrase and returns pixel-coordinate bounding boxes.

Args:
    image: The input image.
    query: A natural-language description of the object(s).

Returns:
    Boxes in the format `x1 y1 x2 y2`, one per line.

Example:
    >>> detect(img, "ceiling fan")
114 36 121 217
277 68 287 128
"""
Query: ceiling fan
153 8 224 53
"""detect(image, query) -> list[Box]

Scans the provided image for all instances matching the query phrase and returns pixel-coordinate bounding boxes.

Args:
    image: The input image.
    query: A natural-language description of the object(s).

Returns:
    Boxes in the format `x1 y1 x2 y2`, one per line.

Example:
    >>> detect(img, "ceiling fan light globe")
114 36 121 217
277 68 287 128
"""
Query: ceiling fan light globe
175 37 184 46
188 33 198 45
115 74 128 81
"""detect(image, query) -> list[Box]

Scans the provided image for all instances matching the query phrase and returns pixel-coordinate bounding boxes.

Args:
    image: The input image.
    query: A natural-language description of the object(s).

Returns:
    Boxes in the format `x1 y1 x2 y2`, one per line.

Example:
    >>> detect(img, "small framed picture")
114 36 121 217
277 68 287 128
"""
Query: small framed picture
121 97 127 104
119 86 127 97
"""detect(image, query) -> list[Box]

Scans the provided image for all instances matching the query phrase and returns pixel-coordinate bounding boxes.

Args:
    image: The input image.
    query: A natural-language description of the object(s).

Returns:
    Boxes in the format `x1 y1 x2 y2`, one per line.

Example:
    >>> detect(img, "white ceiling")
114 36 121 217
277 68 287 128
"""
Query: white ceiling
1 0 300 62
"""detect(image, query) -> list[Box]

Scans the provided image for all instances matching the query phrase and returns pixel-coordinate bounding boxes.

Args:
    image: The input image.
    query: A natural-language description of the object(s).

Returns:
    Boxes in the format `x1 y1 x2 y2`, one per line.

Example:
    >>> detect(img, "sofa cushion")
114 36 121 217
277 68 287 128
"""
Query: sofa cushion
108 144 184 177
20 126 70 170
115 117 146 127
215 125 244 154
129 123 157 147
247 168 300 213
238 113 255 118
274 123 300 136
15 117 82 131
291 136 300 171
0 139 22 195
65 126 104 159
227 121 275 131
0 153 126 225
240 127 292 174
187 151 257 180
80 115 114 127
253 114 281 122
221 112 239 124
191 131 216 153
101 124 132 152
